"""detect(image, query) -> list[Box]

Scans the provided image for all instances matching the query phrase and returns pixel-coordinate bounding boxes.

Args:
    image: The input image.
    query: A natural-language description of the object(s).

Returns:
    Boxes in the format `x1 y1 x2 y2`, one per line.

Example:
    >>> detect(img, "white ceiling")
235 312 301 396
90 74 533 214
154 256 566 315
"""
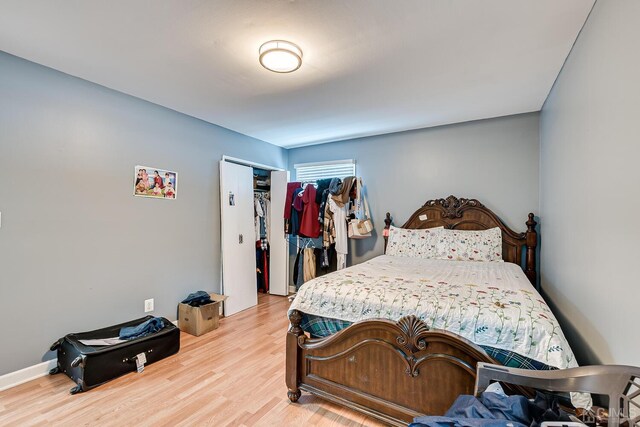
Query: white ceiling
0 0 594 148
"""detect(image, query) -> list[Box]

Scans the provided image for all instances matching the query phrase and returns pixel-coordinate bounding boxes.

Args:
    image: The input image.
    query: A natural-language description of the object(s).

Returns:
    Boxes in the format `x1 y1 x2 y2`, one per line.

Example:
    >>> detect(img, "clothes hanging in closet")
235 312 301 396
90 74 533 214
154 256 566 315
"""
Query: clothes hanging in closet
330 176 356 208
315 178 332 204
328 175 356 270
328 197 348 270
255 191 270 293
284 182 301 234
323 193 335 248
293 248 305 290
256 241 269 293
284 175 363 278
292 245 336 290
322 177 345 247
254 197 264 242
254 193 270 243
290 187 303 236
322 245 336 271
292 239 321 290
303 248 316 283
300 185 320 238
318 188 330 228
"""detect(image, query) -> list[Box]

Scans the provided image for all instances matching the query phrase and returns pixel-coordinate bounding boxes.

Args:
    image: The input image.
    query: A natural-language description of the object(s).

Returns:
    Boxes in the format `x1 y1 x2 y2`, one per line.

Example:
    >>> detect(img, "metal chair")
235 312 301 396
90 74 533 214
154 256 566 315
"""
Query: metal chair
474 363 640 427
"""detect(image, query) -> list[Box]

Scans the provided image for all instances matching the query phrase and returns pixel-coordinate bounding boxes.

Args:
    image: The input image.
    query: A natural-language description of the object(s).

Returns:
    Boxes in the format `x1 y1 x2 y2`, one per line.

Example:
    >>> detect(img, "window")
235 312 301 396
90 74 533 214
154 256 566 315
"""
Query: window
294 159 356 183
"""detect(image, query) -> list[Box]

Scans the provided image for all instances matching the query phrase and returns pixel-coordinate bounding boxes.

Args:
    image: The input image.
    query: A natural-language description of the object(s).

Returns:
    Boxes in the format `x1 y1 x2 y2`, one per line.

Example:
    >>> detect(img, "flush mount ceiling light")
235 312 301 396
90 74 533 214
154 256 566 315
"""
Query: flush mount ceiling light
259 40 303 73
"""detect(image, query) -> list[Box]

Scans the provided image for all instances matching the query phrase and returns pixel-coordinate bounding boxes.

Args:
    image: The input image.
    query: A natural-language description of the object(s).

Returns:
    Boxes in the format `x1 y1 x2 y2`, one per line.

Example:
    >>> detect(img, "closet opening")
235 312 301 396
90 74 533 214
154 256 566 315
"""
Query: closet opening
253 167 271 295
219 156 289 317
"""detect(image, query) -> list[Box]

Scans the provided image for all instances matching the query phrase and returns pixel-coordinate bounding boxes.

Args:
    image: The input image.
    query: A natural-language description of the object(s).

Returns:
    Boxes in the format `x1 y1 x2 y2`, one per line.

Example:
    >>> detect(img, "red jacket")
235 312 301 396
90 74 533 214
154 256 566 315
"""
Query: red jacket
299 185 320 238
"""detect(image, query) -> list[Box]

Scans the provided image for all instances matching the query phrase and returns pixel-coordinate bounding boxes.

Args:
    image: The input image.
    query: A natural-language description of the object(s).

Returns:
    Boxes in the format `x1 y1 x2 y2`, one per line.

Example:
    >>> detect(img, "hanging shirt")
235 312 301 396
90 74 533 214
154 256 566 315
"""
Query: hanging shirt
284 182 301 235
328 197 348 257
315 178 333 204
299 185 320 238
283 182 301 220
290 187 303 236
318 188 330 226
323 198 334 248
254 197 264 242
263 197 271 242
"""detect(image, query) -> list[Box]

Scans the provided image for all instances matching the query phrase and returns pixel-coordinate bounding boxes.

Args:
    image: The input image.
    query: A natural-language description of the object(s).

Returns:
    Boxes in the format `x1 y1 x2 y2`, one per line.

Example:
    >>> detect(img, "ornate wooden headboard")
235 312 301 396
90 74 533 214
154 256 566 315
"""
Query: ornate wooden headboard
384 195 538 285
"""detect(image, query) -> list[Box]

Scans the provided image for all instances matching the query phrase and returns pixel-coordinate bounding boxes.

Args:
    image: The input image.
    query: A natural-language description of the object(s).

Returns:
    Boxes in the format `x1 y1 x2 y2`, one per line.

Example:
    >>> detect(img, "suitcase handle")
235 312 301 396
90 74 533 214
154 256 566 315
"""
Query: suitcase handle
71 356 85 368
122 349 153 364
50 339 63 352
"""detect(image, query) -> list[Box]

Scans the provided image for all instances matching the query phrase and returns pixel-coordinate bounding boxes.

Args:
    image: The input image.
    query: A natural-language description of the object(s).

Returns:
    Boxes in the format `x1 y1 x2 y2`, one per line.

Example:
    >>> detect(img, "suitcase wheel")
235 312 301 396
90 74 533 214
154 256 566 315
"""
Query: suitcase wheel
49 366 60 375
70 385 82 395
49 339 62 352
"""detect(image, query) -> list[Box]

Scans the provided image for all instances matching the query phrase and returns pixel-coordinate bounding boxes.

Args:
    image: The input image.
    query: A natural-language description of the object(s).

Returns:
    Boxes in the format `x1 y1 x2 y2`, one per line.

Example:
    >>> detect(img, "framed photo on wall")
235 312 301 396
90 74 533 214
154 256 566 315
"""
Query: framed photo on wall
134 165 177 199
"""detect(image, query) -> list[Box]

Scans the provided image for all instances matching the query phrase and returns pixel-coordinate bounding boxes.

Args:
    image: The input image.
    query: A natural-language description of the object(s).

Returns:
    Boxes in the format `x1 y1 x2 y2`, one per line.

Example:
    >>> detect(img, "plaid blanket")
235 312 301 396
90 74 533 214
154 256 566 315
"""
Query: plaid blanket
300 313 554 371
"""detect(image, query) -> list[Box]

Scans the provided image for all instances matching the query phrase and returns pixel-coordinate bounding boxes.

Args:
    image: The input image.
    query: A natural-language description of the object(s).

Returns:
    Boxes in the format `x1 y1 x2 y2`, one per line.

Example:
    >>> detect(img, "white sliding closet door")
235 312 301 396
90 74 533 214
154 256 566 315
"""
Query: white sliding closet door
269 170 290 296
220 161 257 316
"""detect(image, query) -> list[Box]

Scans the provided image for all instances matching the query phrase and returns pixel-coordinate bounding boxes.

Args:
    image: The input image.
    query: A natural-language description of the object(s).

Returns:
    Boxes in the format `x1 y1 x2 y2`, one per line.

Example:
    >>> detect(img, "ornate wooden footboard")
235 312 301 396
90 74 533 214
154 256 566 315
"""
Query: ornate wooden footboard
286 310 497 426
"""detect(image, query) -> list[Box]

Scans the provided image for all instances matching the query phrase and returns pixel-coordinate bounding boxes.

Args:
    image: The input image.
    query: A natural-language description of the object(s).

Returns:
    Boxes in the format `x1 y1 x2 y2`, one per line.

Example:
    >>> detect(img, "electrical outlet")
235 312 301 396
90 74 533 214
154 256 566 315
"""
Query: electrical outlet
144 298 154 313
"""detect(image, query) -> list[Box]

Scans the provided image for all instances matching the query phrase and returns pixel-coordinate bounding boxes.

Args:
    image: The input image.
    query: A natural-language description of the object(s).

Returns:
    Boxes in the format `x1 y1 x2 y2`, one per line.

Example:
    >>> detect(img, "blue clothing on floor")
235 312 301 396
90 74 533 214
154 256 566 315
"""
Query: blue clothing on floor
410 392 531 427
181 291 213 306
119 317 165 340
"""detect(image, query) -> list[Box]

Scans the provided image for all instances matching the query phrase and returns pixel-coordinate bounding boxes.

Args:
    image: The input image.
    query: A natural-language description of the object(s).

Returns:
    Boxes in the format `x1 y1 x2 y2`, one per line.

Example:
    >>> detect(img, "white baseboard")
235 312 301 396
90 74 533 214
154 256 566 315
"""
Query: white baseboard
0 359 57 392
289 285 296 294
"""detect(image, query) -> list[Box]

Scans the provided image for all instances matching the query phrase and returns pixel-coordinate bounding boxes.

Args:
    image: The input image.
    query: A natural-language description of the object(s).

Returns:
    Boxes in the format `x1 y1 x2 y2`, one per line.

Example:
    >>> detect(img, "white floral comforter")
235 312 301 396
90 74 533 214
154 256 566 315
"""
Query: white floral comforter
289 255 577 370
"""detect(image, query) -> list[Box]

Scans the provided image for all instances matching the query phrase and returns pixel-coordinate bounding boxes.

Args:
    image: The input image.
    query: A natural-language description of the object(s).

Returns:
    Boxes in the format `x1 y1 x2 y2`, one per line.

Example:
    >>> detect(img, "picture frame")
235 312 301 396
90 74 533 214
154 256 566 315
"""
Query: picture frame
134 165 178 199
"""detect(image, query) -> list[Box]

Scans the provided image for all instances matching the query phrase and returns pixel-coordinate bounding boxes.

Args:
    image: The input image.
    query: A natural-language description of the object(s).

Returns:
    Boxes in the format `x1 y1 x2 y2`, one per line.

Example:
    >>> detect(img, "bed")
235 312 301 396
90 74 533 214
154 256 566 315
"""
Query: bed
286 196 581 426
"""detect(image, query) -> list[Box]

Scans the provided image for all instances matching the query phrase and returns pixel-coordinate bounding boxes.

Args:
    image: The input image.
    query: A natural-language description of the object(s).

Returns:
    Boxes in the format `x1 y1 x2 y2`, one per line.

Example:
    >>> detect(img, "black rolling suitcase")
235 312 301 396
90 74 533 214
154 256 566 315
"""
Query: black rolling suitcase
49 316 180 394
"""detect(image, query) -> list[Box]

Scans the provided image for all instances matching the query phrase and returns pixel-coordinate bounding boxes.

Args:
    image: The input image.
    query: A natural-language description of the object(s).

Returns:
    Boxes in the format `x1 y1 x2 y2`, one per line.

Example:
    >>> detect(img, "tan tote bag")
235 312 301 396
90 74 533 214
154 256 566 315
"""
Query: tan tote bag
348 178 373 239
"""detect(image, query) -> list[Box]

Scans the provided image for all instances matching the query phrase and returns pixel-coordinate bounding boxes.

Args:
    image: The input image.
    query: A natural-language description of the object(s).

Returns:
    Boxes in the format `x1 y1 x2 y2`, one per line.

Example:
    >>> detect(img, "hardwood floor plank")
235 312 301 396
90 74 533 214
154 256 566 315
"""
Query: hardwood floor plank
0 294 387 426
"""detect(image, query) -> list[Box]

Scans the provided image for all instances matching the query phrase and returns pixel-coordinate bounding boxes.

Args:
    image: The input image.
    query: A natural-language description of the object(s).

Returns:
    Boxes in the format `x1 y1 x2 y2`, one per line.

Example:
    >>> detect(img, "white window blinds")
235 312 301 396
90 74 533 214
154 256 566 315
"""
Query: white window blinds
294 159 356 183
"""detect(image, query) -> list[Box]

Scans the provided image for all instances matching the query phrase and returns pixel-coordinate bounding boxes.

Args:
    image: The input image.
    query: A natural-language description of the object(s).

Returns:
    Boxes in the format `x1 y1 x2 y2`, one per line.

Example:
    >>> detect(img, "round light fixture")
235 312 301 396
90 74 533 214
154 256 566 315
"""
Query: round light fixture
259 40 303 73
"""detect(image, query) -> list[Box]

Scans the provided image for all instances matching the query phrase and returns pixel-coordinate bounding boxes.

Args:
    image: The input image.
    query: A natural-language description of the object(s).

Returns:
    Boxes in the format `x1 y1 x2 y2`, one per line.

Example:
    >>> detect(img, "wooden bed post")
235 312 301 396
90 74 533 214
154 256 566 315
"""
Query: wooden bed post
286 310 303 402
383 212 392 254
525 213 537 285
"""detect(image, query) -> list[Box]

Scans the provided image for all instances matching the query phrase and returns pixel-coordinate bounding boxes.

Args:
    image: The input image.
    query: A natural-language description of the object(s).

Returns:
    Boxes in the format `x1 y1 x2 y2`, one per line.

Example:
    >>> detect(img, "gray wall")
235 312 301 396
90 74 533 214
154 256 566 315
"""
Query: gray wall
0 51 287 375
288 113 540 266
539 0 640 365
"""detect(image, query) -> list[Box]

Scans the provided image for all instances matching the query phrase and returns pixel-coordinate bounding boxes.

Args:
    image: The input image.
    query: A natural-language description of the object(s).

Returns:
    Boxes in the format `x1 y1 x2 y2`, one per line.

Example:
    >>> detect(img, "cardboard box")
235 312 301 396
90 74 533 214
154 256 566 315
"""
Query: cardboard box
178 293 227 337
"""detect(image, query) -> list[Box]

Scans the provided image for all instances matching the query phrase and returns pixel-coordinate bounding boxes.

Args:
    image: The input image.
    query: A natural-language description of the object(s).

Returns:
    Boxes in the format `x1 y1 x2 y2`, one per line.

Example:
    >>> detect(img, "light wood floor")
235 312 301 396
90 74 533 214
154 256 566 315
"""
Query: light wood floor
0 294 387 426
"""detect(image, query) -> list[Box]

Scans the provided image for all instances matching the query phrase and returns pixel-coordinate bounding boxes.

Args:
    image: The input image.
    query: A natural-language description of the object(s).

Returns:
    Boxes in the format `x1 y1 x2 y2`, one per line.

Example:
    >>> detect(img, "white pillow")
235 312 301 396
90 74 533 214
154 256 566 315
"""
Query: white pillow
386 226 443 258
434 227 503 262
